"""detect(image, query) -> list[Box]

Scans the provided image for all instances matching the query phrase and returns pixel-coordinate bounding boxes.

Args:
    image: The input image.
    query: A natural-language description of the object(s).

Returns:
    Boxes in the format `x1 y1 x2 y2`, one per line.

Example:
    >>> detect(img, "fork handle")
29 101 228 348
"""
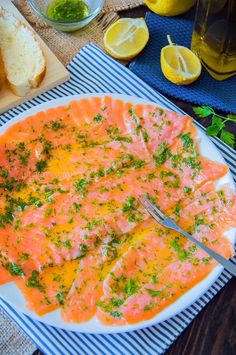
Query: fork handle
173 225 236 277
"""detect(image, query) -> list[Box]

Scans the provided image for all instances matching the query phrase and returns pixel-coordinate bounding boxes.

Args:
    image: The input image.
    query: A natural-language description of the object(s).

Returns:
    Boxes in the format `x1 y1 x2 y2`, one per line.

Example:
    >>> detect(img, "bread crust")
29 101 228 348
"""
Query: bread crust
0 50 5 91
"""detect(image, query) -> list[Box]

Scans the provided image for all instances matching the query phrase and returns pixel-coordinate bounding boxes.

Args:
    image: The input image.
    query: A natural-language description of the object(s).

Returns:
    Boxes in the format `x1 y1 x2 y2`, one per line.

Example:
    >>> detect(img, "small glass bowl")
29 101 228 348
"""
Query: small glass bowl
28 0 105 32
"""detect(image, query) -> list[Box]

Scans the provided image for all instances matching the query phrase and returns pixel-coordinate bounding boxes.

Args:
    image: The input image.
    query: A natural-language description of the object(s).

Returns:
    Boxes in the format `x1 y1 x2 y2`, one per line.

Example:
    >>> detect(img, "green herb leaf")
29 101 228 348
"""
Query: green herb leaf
206 124 222 136
212 115 224 127
193 105 235 148
193 106 214 118
220 130 235 148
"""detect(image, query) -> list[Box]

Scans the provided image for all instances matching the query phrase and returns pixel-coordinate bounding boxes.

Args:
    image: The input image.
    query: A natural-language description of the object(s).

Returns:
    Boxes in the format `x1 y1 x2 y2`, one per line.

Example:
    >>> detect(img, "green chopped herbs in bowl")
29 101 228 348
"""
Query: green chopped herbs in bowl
28 0 105 32
47 0 89 22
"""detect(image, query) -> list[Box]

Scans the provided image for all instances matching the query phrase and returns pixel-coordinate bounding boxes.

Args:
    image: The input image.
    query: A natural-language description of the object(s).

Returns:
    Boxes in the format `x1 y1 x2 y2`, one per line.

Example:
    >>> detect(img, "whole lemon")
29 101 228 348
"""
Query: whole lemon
145 0 197 16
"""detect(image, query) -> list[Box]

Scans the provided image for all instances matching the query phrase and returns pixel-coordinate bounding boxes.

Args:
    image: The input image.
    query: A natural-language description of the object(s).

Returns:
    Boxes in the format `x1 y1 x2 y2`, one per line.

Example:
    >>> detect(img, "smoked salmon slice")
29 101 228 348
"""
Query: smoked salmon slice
96 184 235 325
0 264 20 285
0 96 235 326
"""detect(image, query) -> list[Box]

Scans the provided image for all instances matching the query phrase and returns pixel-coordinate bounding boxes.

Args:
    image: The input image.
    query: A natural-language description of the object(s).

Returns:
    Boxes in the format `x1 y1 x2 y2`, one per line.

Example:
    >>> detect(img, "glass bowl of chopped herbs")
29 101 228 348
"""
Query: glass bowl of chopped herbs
29 0 105 32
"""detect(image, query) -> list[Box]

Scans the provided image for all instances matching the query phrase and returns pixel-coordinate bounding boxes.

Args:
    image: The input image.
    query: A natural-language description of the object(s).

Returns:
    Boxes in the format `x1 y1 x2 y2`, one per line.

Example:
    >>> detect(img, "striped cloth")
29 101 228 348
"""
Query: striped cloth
0 44 235 355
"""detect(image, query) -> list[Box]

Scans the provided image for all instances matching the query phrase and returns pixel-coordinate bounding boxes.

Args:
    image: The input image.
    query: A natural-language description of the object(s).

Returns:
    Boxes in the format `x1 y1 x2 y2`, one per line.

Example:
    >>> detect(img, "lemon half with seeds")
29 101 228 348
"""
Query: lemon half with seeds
104 18 149 60
161 36 202 85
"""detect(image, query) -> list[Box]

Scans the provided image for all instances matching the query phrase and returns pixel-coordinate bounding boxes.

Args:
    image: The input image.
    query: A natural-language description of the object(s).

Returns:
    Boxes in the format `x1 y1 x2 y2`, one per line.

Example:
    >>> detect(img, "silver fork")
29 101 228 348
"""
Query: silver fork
138 194 236 277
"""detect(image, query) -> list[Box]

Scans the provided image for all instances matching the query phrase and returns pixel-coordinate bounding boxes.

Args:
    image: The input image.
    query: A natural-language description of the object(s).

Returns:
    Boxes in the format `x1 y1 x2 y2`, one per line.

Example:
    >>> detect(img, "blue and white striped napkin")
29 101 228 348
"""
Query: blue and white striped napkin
0 44 235 355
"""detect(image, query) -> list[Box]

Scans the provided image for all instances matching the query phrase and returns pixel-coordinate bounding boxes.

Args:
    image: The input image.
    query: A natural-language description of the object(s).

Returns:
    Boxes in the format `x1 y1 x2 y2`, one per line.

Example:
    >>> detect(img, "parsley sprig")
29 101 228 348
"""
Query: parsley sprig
193 106 236 148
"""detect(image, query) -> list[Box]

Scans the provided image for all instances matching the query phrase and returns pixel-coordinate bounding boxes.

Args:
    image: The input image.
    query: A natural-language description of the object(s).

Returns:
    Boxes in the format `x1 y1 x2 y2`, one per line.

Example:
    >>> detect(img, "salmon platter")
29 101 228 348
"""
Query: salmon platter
0 94 235 333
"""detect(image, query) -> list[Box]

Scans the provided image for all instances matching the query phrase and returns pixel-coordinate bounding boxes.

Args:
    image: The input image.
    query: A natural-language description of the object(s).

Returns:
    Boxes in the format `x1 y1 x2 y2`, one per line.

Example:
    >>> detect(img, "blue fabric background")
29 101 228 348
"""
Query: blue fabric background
129 12 236 114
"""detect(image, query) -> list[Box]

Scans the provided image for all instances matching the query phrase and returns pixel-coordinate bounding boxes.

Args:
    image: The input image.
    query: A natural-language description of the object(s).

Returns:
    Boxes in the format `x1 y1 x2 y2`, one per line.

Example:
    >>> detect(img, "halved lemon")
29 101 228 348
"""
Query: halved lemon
161 35 202 85
104 18 149 60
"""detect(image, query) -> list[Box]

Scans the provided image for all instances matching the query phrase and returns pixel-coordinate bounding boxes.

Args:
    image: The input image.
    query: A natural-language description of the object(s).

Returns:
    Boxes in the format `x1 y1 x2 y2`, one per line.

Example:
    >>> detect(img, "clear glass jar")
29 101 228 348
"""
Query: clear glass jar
191 0 236 80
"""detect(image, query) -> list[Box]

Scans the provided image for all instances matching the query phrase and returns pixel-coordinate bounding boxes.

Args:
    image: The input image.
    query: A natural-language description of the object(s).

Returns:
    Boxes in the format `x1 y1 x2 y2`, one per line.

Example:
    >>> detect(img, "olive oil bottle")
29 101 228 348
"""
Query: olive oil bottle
191 0 236 80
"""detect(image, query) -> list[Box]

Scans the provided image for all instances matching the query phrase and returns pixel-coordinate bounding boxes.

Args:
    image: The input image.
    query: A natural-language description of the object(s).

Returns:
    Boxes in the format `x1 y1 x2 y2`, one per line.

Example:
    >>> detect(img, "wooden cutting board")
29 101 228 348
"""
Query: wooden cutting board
0 0 70 115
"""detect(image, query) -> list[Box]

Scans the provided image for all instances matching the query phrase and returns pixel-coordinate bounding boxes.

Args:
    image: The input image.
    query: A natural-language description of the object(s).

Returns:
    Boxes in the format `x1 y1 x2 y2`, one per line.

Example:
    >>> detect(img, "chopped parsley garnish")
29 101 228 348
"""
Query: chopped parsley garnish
41 140 53 156
78 243 88 258
50 120 63 131
179 133 194 152
19 253 30 260
26 270 45 292
0 203 14 228
146 288 162 297
153 142 171 166
122 196 141 223
193 215 206 231
106 167 115 175
183 187 192 194
173 203 181 216
74 178 87 192
63 240 72 249
111 311 123 319
1 170 8 179
56 291 65 305
128 108 134 115
134 159 144 169
170 237 188 261
44 189 54 203
115 136 132 143
123 279 139 296
171 154 182 170
151 275 157 284
72 202 82 212
142 128 148 142
122 196 135 212
84 219 102 230
19 150 30 167
34 200 43 208
5 262 24 276
35 159 48 174
106 126 120 136
144 301 155 311
182 157 201 170
160 170 180 188
112 299 123 307
68 217 74 224
202 257 212 265
44 208 53 218
216 190 226 203
93 113 102 122
97 168 105 177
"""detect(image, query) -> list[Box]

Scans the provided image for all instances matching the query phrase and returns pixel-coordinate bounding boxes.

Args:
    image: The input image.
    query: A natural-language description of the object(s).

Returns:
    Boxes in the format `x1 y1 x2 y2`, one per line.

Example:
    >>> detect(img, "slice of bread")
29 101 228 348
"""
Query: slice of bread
0 7 46 96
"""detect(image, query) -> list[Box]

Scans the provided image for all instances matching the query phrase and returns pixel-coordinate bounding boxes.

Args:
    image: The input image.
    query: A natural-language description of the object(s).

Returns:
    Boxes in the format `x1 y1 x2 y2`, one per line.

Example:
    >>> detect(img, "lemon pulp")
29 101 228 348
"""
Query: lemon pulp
104 18 149 60
161 35 202 85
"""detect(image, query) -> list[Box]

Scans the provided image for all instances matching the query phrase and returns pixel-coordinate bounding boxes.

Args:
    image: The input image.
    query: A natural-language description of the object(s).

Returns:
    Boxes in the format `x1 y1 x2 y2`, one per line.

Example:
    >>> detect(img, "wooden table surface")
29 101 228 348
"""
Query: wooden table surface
34 5 236 355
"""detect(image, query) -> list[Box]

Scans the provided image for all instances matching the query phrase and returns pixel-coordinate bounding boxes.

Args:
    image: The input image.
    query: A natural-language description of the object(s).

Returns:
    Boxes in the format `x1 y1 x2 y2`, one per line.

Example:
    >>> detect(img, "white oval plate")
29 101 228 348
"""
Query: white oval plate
0 93 235 334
